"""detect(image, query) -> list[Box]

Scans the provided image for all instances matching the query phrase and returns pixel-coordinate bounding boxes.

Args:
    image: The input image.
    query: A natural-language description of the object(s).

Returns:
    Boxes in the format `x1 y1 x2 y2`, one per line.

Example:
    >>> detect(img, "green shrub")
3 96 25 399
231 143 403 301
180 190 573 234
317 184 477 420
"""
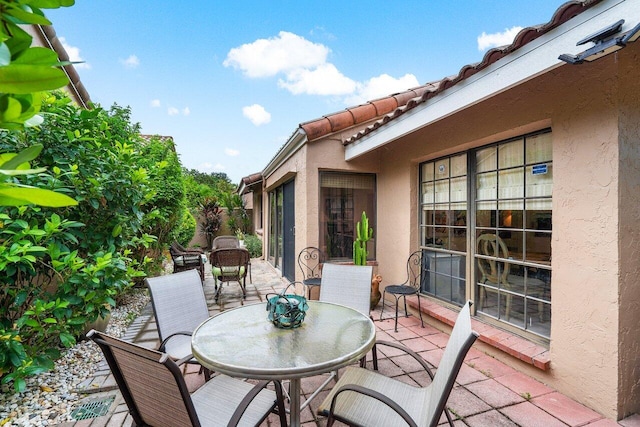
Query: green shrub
244 234 262 258
172 208 197 247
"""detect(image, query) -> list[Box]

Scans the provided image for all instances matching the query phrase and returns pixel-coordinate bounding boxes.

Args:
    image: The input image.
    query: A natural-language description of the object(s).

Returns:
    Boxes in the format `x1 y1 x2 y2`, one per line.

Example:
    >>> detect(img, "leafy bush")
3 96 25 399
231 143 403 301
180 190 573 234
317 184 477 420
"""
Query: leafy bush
172 207 197 247
244 234 262 258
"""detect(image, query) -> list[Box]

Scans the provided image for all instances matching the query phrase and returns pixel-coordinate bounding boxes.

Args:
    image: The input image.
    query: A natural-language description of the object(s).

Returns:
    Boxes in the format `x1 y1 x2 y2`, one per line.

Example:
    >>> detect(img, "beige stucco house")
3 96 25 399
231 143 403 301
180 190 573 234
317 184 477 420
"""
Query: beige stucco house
240 0 640 420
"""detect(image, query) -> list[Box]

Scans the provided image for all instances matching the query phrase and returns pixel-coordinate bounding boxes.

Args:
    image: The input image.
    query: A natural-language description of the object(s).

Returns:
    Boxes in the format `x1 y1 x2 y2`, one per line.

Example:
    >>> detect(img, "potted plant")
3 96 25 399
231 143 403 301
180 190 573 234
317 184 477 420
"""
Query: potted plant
353 211 382 309
235 229 245 246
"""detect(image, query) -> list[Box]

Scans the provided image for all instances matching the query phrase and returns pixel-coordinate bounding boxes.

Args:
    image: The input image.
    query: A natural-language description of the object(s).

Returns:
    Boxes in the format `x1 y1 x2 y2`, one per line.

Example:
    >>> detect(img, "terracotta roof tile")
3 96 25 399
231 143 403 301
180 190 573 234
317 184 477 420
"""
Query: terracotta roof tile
343 0 604 145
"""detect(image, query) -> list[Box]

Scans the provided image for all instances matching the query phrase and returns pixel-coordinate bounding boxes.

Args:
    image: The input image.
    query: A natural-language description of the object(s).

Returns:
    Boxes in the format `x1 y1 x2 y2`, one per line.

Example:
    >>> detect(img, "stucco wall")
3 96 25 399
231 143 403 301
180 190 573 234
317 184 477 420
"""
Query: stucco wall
617 46 640 418
359 46 640 419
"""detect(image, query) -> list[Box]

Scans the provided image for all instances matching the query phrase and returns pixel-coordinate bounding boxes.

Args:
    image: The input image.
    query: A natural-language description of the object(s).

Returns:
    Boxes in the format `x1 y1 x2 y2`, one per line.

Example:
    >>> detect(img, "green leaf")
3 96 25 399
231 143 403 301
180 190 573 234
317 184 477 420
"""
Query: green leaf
5 5 52 25
0 64 69 93
0 186 78 207
0 144 42 168
30 0 76 8
59 332 75 347
13 47 59 65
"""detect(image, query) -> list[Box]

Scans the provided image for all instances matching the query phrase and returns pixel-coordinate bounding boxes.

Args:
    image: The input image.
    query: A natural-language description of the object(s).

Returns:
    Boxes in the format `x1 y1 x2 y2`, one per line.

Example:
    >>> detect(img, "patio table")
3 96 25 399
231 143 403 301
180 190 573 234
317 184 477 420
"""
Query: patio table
191 300 376 427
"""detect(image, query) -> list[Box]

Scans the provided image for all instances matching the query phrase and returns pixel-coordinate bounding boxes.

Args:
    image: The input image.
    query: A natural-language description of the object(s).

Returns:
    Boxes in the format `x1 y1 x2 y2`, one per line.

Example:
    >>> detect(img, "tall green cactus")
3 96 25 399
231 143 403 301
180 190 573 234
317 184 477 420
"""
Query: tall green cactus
353 211 373 265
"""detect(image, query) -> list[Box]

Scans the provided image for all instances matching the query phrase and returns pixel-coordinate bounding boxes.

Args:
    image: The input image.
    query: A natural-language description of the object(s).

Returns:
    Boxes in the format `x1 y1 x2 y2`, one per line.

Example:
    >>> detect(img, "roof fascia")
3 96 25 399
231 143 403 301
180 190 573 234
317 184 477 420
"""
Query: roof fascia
262 127 307 180
345 0 636 160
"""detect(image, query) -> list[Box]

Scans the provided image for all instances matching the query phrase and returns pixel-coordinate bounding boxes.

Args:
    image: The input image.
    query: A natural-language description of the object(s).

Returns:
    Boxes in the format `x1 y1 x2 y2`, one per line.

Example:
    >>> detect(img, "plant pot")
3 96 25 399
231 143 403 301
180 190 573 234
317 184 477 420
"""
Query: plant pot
370 274 382 310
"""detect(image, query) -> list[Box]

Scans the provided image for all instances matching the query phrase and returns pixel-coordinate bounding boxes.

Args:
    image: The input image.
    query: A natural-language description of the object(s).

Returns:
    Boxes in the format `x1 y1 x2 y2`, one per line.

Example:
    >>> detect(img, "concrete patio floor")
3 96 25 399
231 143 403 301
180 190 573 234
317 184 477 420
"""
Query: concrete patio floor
62 259 640 427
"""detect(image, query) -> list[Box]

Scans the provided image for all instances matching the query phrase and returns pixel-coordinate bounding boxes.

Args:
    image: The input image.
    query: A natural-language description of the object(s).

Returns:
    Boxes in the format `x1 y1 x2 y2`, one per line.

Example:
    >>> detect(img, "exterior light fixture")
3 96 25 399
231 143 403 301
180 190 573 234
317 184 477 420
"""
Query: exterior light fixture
559 19 640 64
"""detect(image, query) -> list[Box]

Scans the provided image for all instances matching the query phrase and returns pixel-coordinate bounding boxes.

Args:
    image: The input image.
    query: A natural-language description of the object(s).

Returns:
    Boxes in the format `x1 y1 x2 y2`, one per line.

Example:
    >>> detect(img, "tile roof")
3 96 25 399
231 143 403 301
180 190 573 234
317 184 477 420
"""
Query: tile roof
300 82 440 142
341 0 604 146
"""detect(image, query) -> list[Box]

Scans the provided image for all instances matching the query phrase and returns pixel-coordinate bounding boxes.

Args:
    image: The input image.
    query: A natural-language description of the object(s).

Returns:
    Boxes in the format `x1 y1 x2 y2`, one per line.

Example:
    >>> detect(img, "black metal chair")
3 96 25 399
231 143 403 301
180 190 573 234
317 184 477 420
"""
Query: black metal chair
297 246 325 299
380 250 425 332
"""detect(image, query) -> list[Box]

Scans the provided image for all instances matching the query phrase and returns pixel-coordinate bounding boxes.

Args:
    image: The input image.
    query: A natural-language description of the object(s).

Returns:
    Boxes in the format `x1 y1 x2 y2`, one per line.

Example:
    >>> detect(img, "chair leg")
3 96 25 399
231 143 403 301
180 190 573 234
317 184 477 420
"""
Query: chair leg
371 343 379 371
273 380 288 427
379 290 386 321
416 294 424 328
394 296 400 332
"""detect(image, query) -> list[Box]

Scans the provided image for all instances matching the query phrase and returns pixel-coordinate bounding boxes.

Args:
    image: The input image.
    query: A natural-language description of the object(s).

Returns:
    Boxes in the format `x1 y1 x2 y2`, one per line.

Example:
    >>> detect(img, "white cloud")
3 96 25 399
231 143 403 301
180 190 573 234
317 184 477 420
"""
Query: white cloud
167 107 179 116
225 148 240 156
59 37 90 69
345 73 420 105
198 162 226 172
278 63 356 96
182 107 190 116
150 99 161 107
226 32 420 104
477 26 523 51
242 104 271 126
119 54 139 69
224 31 329 78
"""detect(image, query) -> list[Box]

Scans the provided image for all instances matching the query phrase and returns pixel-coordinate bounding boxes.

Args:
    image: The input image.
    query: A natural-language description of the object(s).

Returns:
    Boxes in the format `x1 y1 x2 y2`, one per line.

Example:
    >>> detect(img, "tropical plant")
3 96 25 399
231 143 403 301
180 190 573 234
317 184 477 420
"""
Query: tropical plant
353 211 373 266
199 197 222 249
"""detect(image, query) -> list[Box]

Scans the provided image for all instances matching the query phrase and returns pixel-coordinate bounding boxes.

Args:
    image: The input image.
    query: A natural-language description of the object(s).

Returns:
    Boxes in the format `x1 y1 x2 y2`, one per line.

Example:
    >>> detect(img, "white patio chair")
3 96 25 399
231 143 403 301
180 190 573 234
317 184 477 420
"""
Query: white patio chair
145 269 211 379
318 300 478 427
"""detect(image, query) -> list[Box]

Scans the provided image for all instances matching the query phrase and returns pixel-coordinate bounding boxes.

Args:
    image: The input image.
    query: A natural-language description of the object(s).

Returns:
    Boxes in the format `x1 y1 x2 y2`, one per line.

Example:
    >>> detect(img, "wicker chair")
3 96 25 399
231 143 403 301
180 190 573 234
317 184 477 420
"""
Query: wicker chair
212 235 240 249
145 269 211 380
318 301 478 427
210 248 250 302
380 250 425 332
169 241 205 282
88 330 287 427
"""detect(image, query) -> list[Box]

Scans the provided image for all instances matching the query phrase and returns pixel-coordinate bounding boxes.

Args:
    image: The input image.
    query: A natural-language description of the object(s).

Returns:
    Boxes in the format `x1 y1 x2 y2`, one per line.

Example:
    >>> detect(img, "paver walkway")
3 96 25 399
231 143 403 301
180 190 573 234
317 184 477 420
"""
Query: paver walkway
60 259 640 427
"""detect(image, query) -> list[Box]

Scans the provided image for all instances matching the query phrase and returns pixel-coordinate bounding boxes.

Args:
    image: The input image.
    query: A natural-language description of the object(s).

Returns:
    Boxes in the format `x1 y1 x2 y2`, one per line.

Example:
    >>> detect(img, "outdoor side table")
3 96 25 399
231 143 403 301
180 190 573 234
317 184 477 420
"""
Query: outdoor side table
191 300 376 427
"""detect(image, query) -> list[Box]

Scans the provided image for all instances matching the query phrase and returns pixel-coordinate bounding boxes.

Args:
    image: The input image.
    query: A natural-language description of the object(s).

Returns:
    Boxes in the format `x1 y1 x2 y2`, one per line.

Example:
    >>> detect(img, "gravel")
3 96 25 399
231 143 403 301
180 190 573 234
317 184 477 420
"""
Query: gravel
0 289 150 426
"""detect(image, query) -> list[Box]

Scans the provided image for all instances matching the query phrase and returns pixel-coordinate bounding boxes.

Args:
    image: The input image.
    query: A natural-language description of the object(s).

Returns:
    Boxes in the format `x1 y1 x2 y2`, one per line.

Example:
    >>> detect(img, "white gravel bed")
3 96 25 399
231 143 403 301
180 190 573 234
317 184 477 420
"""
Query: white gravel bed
0 289 150 426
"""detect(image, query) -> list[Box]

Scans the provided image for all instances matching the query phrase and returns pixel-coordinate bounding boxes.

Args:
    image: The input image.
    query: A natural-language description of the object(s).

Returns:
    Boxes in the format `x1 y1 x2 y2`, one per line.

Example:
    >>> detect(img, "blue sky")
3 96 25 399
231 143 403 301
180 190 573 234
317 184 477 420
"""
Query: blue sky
48 1 565 184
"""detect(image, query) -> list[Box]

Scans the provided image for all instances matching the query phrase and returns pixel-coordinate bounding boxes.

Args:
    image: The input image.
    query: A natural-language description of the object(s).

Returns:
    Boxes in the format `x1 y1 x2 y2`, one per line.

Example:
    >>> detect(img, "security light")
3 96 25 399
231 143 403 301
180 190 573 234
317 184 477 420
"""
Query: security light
559 19 640 64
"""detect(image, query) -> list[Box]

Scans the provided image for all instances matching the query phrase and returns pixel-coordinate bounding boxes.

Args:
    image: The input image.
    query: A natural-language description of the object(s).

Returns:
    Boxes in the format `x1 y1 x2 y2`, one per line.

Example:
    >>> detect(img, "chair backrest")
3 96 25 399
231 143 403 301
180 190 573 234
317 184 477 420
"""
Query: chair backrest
210 248 250 282
88 330 199 427
405 250 424 290
145 270 210 345
425 301 479 427
212 235 240 250
476 233 510 284
298 247 325 280
319 263 373 316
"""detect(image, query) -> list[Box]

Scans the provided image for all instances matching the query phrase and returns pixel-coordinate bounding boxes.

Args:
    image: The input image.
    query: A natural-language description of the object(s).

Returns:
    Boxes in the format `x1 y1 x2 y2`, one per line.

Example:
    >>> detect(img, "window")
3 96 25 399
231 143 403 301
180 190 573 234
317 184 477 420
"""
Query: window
419 130 552 339
419 155 468 305
319 172 376 261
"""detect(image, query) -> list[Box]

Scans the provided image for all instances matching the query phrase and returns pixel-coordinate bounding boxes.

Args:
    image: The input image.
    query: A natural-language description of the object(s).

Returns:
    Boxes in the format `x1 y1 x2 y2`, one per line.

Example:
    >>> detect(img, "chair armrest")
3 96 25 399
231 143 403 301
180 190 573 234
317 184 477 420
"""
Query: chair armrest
227 380 278 426
327 384 418 427
374 340 434 380
159 331 192 352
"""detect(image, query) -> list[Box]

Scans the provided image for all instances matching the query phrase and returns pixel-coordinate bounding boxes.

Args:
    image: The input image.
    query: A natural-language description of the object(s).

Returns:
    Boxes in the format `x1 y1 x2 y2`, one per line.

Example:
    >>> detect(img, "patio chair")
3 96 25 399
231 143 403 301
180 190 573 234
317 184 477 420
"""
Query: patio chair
88 330 287 427
476 233 546 322
210 247 250 302
297 246 325 299
145 269 211 380
212 235 240 249
380 250 425 332
169 241 205 282
318 301 478 427
320 263 384 369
